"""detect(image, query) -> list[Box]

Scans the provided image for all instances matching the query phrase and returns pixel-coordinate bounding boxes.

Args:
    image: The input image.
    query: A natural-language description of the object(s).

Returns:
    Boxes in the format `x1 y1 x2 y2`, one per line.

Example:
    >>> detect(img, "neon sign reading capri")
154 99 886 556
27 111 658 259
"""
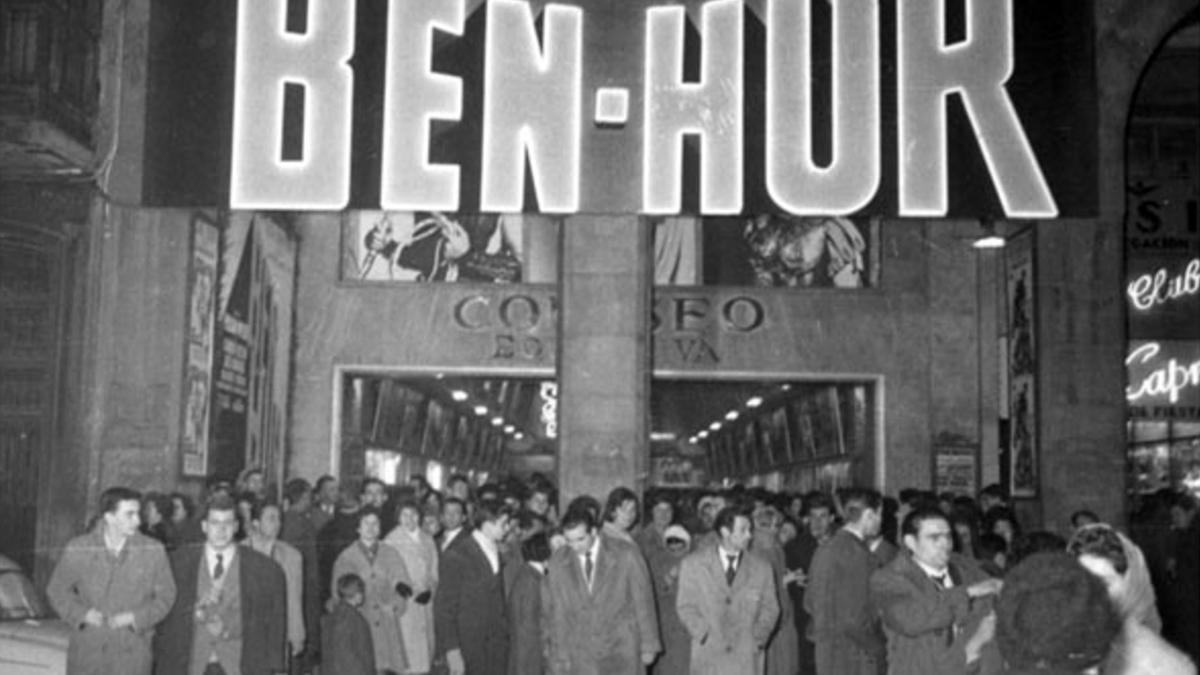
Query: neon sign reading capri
230 0 1057 217
1126 342 1200 405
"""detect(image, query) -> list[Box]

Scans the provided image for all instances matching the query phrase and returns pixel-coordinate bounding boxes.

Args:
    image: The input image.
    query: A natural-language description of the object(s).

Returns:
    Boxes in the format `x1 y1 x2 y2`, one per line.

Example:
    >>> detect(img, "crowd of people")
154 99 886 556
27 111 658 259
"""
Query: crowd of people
42 468 1200 675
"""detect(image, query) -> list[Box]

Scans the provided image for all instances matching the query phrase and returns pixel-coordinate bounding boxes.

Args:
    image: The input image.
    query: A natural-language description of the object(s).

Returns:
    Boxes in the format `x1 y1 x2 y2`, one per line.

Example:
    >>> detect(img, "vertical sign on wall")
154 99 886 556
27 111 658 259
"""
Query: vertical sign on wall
1005 226 1038 498
181 213 220 476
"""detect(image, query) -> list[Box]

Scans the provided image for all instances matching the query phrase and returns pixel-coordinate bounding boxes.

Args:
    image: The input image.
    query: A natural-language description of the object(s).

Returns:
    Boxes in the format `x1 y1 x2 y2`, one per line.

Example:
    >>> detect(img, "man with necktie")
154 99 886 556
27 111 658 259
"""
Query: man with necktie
154 493 287 675
870 507 1003 675
545 504 661 675
676 506 779 675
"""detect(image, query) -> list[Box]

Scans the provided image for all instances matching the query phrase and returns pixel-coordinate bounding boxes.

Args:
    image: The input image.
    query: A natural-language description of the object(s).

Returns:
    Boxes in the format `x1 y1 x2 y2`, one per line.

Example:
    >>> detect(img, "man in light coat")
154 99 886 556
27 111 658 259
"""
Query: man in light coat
805 487 887 675
676 506 780 675
545 505 662 675
244 500 306 661
870 507 1003 675
47 486 177 675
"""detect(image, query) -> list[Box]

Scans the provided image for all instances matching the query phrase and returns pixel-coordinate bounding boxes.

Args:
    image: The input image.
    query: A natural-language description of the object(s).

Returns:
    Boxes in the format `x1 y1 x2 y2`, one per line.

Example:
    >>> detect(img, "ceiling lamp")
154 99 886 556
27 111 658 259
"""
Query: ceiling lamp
473 405 488 416
451 390 469 401
746 396 763 408
973 218 1006 249
725 410 739 421
708 421 722 431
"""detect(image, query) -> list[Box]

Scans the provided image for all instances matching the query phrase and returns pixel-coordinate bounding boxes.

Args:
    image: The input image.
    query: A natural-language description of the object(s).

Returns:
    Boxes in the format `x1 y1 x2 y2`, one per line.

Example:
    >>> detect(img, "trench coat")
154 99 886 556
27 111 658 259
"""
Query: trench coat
507 561 548 675
544 535 662 675
384 525 439 673
869 551 1001 675
676 546 780 675
752 533 799 675
46 529 177 675
804 529 886 675
333 540 412 673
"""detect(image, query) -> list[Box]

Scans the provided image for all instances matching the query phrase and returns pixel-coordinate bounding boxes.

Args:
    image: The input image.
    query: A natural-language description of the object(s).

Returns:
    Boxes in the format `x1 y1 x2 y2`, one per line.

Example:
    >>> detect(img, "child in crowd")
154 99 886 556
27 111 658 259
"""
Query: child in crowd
322 573 377 675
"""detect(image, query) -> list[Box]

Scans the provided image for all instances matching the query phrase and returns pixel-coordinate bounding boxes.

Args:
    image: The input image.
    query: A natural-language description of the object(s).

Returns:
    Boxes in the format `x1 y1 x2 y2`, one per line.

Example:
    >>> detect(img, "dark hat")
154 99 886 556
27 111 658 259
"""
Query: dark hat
995 552 1121 671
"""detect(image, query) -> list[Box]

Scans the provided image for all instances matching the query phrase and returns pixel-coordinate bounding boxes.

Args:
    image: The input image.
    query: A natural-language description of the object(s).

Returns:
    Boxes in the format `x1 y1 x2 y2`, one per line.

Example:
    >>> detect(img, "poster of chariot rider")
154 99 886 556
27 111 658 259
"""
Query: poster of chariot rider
346 211 561 283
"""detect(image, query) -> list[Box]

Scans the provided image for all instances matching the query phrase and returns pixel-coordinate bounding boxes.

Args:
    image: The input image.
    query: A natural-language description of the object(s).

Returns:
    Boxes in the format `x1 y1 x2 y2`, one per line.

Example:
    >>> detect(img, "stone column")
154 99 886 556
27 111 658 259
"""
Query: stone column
556 216 652 505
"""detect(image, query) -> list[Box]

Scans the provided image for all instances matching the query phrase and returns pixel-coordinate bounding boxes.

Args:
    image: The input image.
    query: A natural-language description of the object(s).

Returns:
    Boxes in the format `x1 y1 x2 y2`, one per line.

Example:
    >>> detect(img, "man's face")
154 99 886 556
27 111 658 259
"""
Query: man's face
905 517 953 570
480 514 511 543
860 507 882 539
105 499 142 539
563 523 597 556
291 491 312 512
244 472 264 495
448 480 470 502
720 515 753 552
807 506 833 540
256 505 282 539
527 492 549 516
441 502 465 531
319 479 340 505
399 506 421 532
203 508 239 551
362 482 386 508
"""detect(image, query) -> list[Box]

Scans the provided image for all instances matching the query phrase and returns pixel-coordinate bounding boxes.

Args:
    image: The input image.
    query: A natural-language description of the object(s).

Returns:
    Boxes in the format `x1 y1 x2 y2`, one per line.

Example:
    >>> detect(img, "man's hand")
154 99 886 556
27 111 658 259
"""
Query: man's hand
290 639 305 656
640 651 657 665
107 612 136 630
83 608 104 627
966 578 1003 598
783 569 807 587
965 612 997 664
446 648 465 675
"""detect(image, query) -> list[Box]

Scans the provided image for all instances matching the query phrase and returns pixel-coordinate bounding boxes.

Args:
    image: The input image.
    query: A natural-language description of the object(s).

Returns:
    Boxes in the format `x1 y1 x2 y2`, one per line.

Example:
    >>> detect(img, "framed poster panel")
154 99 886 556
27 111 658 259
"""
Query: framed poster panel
180 213 220 477
1006 226 1038 498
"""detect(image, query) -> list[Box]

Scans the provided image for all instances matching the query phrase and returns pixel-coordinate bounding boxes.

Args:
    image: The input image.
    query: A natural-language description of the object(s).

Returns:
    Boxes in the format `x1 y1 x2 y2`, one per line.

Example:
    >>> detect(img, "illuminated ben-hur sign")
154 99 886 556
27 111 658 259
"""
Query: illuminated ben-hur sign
231 0 1057 217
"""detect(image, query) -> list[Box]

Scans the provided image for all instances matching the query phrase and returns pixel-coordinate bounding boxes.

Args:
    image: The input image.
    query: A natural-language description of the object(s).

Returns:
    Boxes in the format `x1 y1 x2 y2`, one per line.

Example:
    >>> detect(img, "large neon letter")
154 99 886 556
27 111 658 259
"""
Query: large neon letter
480 0 583 213
381 0 465 211
766 0 879 214
644 0 744 214
897 0 1056 218
230 0 354 209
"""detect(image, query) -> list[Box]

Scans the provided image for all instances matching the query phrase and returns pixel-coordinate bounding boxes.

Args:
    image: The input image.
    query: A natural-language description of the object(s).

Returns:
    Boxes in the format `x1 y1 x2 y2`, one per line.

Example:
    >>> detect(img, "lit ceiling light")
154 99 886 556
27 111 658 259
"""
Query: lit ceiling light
503 424 515 433
688 436 697 444
650 432 676 441
451 390 469 402
473 405 488 416
491 416 503 426
514 432 524 440
973 218 1006 249
709 421 721 431
698 430 709 439
780 384 792 391
725 410 739 421
746 396 763 408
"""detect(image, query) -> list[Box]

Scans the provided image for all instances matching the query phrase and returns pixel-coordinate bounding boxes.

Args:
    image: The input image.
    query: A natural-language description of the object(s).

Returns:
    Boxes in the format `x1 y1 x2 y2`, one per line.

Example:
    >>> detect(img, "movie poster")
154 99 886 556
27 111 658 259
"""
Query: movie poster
180 213 220 477
1006 227 1038 498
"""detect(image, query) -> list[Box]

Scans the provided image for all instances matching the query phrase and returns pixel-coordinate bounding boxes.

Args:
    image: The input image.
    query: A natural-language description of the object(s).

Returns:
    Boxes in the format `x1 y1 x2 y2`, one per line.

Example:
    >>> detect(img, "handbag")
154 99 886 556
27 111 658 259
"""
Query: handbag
458 216 522 283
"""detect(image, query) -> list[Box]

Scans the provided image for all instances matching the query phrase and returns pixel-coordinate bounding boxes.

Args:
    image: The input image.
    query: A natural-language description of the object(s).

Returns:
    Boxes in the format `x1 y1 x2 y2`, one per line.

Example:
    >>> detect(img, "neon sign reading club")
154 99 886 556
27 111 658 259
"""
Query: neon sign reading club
231 0 1057 217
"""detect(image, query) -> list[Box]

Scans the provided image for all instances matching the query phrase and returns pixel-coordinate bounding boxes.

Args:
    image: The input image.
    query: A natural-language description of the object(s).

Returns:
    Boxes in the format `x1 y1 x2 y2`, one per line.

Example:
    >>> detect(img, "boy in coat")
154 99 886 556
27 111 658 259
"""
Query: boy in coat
322 573 377 675
676 506 780 675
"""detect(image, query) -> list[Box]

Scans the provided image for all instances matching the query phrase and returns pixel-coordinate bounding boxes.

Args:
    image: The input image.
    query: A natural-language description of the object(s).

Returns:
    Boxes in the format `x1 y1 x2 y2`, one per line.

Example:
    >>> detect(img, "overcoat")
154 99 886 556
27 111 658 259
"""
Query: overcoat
434 533 509 674
281 506 322 650
153 545 287 675
506 561 548 675
46 529 177 675
646 545 691 675
752 533 799 675
243 538 306 653
384 525 439 672
676 546 780 675
332 540 412 673
544 535 662 675
804 529 886 675
869 551 1001 675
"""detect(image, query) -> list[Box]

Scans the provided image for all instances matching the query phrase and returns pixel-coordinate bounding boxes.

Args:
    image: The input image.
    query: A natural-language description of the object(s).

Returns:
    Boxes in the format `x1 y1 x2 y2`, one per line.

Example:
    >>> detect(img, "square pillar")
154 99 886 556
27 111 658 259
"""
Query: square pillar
556 216 652 504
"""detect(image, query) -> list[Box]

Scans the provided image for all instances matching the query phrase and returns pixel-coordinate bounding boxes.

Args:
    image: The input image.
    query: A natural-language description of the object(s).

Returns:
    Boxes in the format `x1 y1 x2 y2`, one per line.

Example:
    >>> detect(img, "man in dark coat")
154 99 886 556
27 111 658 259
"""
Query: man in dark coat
805 487 887 675
280 478 321 672
507 532 551 675
435 498 513 675
870 507 1003 675
783 491 835 674
154 494 287 675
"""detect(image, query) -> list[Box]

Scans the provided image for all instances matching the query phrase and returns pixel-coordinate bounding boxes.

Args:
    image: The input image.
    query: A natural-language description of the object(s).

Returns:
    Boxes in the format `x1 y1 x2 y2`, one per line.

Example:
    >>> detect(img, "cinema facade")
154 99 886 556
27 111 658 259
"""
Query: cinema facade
0 0 1196 581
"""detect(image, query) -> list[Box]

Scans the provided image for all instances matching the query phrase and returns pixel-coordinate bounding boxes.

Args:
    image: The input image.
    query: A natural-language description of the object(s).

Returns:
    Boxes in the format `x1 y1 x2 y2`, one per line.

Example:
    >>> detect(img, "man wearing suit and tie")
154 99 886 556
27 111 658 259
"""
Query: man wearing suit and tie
435 498 513 675
545 505 662 675
438 497 470 553
154 493 287 675
870 507 1004 675
676 506 780 675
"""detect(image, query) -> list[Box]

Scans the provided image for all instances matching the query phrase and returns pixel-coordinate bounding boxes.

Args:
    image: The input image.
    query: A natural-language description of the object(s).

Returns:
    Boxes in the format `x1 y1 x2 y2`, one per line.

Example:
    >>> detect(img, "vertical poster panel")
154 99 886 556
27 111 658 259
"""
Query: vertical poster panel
1006 227 1038 498
181 213 220 477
